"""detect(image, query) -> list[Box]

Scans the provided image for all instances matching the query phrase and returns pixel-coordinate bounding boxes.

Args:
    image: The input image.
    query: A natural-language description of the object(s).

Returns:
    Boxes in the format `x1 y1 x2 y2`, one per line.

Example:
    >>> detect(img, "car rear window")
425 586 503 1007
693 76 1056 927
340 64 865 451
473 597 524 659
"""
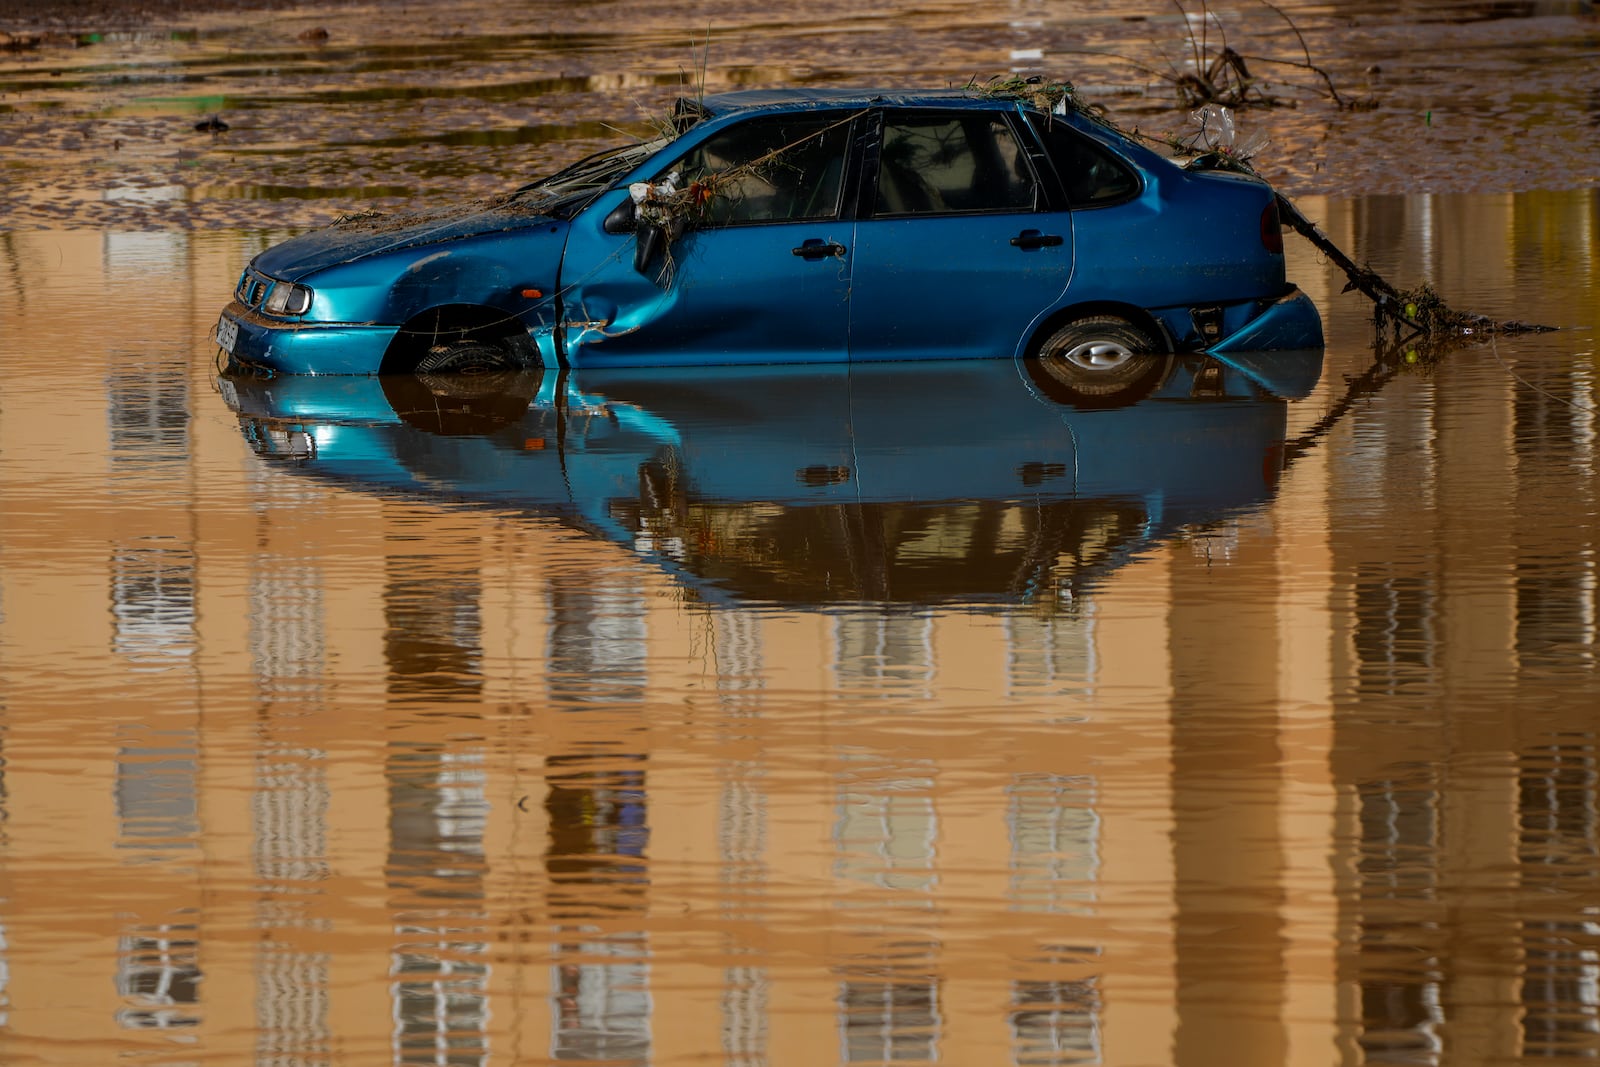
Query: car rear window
1035 119 1140 207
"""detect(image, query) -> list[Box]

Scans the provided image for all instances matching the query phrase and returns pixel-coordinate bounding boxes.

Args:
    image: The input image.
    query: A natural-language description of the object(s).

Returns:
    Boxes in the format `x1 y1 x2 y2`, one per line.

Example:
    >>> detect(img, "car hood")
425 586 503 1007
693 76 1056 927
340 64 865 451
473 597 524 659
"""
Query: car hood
251 196 562 282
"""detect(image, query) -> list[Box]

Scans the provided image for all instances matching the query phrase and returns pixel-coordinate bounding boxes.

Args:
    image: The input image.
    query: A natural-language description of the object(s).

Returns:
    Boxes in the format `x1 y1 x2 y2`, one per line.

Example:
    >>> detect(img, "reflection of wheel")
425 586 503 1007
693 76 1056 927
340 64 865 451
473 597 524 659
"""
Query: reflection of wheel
1026 315 1173 409
380 366 543 436
415 340 517 376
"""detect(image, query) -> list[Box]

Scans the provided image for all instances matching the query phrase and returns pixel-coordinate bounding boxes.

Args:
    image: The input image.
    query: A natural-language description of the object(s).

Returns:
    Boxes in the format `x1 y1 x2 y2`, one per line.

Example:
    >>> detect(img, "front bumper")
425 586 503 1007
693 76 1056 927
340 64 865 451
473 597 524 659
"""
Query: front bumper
217 302 398 375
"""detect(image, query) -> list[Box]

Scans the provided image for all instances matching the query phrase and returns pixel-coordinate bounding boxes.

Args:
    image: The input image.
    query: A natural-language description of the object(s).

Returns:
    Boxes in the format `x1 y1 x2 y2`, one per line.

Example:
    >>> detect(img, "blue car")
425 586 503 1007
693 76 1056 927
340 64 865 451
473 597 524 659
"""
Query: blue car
216 86 1321 379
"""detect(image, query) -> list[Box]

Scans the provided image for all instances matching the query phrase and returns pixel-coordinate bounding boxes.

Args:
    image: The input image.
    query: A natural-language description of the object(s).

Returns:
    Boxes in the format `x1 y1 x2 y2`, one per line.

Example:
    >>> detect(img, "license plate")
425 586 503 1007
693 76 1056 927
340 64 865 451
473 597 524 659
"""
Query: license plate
216 314 239 354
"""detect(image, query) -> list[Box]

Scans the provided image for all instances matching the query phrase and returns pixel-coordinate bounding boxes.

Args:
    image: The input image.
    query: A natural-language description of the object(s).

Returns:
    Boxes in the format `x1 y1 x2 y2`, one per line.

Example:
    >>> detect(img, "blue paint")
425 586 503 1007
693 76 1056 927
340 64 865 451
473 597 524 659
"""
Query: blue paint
216 88 1321 376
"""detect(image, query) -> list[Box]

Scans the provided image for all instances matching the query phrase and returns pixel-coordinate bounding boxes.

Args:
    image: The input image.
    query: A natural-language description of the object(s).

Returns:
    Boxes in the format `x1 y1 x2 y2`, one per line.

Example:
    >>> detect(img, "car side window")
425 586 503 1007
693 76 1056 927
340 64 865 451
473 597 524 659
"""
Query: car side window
664 114 851 226
1036 119 1140 207
872 113 1037 217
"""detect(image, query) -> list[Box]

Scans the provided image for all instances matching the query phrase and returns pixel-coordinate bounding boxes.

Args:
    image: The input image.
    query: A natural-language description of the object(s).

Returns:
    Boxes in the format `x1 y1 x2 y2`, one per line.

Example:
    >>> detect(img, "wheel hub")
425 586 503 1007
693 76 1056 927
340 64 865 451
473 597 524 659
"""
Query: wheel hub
1060 339 1136 371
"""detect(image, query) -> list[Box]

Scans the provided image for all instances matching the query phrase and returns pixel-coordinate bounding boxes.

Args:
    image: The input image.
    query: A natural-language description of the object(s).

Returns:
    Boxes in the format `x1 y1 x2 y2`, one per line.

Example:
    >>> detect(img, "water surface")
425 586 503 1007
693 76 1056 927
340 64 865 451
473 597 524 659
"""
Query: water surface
2 2 1599 1065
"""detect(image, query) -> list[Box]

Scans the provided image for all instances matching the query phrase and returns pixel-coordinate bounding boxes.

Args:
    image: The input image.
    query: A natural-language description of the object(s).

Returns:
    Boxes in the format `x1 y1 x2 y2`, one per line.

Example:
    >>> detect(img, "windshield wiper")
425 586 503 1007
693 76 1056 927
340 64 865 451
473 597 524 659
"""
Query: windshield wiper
513 139 666 200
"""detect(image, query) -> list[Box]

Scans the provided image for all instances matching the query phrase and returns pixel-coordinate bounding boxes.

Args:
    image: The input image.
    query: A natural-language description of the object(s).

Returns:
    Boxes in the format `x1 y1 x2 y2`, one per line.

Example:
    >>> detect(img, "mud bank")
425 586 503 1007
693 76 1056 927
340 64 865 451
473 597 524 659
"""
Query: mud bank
2 0 1596 231
0 0 384 32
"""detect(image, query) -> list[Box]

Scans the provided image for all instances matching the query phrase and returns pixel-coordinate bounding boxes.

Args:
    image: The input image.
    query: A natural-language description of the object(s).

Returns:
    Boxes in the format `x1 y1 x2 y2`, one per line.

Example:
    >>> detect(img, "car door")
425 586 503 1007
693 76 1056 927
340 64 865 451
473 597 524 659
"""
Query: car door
847 108 1075 361
556 111 859 368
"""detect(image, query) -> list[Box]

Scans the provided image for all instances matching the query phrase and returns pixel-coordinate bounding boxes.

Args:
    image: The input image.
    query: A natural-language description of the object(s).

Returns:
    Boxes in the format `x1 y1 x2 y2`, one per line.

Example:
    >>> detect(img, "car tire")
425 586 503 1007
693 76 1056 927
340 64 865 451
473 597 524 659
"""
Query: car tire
414 339 518 376
1026 315 1172 409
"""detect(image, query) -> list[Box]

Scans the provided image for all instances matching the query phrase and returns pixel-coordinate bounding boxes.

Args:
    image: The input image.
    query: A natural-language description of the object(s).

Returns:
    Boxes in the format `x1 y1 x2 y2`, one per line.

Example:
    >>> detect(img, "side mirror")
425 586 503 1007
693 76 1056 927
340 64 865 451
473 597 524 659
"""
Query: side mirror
634 221 665 275
633 216 686 281
604 199 637 234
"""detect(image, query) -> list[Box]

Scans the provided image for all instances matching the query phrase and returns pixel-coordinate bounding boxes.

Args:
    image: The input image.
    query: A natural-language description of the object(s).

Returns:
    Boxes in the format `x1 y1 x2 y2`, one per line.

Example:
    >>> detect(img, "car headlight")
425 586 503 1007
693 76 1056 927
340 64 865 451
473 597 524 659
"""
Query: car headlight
264 281 313 315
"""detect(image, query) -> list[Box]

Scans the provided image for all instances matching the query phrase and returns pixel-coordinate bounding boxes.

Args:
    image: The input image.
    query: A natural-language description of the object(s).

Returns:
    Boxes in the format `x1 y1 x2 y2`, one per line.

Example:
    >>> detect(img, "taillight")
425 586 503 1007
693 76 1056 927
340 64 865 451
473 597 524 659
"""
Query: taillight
1261 201 1284 254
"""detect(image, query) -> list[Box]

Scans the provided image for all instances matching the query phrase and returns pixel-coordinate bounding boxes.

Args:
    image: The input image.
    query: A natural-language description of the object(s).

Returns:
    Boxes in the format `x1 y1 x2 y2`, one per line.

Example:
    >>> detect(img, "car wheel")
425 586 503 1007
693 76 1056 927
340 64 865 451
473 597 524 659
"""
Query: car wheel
1026 315 1172 409
414 339 518 376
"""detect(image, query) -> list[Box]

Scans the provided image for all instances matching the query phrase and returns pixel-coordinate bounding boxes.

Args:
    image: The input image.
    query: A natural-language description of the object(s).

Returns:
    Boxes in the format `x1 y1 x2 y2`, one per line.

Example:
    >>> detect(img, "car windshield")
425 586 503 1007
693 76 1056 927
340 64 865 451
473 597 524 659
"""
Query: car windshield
512 137 669 217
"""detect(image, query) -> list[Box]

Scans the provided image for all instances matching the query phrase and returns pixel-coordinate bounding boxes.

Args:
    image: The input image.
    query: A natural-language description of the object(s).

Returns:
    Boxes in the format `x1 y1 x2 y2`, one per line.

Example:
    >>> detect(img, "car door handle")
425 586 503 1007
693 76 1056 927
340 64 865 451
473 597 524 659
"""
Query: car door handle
792 239 847 260
1010 230 1064 250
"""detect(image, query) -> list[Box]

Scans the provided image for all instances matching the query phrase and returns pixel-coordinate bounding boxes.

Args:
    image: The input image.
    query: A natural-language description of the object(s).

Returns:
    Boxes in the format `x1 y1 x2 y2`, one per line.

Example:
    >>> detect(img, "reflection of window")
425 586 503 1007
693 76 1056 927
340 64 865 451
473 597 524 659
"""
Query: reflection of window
115 726 197 852
1354 568 1436 696
667 113 852 225
254 731 332 1059
1360 980 1443 1065
1519 743 1598 872
111 540 196 666
838 945 941 1064
1356 775 1443 1063
720 769 765 897
1008 775 1099 915
719 765 766 1062
250 555 325 698
107 363 188 467
1011 977 1101 1065
713 609 765 709
548 579 647 705
116 925 201 1030
389 745 490 1062
1359 773 1438 896
385 575 483 701
833 613 934 696
104 231 186 275
254 745 330 884
1520 743 1600 1055
387 744 489 895
874 113 1035 216
1516 552 1599 666
258 945 330 1063
389 740 490 1066
723 963 768 1066
392 929 489 1067
1006 612 1095 696
546 756 650 921
551 934 651 1063
385 744 490 1066
1522 922 1600 1057
835 757 937 892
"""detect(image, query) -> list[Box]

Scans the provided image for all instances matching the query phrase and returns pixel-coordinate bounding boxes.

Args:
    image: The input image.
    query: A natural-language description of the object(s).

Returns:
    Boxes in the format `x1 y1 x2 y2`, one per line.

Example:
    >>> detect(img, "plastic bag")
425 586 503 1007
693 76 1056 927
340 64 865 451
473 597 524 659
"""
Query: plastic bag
1190 104 1268 161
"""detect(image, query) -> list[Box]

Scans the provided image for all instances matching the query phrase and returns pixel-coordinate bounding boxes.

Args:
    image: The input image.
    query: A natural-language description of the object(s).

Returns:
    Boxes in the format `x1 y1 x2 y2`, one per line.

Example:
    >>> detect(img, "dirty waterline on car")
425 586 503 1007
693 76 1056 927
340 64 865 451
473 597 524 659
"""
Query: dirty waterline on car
1 1 1599 1066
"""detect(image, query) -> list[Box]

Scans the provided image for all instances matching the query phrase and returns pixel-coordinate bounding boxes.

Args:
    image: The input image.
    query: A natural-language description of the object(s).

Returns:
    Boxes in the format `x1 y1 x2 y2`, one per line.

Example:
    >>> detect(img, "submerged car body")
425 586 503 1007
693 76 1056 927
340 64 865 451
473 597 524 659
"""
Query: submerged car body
216 87 1322 376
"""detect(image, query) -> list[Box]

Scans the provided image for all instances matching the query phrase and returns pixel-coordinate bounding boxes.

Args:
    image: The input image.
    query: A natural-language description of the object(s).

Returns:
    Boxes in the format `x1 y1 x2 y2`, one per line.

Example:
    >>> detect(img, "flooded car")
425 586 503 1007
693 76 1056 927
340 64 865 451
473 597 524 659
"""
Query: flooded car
215 86 1322 378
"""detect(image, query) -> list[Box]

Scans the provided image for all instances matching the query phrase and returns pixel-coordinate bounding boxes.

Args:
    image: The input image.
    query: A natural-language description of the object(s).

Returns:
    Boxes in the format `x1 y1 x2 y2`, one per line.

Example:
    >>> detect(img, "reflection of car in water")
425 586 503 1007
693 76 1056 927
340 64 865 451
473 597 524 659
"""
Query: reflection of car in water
219 351 1322 607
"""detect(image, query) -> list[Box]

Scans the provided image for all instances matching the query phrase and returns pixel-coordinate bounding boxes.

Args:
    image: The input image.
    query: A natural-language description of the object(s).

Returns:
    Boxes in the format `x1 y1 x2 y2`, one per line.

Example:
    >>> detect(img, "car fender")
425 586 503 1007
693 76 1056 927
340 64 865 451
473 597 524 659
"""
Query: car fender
300 225 568 329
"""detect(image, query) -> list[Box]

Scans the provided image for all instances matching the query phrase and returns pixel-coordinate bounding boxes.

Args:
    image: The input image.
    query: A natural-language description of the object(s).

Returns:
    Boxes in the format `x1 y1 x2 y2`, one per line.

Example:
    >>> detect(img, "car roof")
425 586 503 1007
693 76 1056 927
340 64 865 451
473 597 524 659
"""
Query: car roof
693 87 1019 117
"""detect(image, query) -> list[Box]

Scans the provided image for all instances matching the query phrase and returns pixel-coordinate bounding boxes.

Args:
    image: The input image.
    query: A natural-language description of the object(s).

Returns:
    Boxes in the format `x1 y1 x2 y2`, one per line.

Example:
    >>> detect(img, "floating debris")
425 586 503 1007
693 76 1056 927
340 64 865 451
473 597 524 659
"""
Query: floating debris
967 74 1082 114
1275 196 1556 338
1169 103 1553 338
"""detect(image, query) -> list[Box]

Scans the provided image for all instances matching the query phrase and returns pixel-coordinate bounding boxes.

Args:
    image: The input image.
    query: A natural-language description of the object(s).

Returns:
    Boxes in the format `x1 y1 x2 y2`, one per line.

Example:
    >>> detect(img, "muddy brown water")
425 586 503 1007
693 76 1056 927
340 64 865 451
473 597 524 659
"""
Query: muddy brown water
2 2 1599 1065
